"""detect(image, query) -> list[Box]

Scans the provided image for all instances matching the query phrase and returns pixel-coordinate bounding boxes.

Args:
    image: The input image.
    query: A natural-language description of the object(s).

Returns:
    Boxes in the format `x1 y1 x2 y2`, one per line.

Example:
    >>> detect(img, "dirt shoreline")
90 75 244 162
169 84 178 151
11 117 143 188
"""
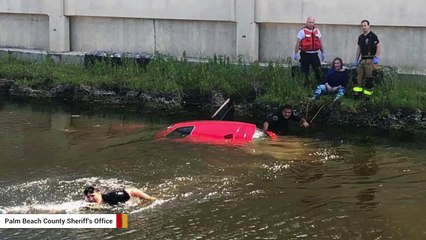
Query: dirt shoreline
1 79 425 130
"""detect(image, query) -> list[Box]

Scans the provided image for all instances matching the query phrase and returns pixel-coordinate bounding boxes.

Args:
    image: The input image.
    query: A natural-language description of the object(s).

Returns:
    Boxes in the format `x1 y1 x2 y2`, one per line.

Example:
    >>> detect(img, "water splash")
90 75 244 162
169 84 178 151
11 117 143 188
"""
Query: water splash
1 200 94 214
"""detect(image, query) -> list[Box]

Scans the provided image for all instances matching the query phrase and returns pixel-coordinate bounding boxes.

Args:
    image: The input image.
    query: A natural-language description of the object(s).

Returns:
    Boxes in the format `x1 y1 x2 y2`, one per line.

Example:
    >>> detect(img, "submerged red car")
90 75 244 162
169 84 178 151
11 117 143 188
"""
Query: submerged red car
155 120 277 146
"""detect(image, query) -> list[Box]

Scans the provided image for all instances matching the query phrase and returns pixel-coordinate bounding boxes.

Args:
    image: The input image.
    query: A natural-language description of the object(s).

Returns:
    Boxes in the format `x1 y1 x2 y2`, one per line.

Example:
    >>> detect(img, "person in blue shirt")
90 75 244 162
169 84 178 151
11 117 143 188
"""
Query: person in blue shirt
310 57 349 101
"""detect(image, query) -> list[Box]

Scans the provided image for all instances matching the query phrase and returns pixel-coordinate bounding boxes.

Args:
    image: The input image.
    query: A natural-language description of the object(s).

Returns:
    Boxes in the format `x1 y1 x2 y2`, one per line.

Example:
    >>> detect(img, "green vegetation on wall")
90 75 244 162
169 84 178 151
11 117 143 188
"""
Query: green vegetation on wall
0 55 424 112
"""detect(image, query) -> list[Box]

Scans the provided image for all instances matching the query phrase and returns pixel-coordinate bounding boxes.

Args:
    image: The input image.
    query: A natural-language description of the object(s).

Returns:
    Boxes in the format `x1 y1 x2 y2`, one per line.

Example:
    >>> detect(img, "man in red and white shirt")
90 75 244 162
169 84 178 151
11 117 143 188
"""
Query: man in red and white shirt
294 17 325 84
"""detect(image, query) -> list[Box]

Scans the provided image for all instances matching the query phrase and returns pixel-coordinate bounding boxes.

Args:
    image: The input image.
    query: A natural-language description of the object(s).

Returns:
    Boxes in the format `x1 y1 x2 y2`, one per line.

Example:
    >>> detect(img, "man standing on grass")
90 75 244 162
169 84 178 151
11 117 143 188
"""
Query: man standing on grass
294 17 325 84
354 19 381 96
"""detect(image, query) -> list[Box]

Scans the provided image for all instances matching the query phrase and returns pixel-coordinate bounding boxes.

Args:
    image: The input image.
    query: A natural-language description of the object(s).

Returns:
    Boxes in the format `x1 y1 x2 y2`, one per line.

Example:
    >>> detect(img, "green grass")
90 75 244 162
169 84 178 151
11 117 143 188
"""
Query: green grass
339 73 426 113
387 74 426 109
0 55 425 112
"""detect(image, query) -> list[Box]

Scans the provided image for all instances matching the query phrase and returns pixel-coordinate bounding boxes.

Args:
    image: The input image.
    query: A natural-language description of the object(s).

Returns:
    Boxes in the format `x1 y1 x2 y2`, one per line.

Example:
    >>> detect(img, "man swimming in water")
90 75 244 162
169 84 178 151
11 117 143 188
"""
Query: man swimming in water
84 185 156 205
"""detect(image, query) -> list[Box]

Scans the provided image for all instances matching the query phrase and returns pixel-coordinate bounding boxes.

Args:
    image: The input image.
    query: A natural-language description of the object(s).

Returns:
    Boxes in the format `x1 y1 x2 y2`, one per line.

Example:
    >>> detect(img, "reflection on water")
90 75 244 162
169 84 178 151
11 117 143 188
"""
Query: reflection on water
0 100 426 239
248 136 340 162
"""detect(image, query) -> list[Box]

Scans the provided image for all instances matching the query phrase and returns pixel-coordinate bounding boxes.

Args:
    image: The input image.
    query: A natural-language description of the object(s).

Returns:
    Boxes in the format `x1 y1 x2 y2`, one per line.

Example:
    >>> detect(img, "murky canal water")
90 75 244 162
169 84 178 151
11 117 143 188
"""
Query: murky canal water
0 100 425 239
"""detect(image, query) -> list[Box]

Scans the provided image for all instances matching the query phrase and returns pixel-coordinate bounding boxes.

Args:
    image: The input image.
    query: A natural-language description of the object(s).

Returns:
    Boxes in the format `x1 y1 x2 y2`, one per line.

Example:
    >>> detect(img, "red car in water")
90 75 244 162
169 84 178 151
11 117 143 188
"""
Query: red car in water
155 120 277 146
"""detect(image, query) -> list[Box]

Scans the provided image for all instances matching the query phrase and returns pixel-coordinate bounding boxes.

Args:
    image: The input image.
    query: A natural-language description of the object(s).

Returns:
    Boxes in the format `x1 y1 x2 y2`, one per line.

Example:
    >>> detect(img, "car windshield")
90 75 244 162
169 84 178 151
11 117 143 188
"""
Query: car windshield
166 126 194 139
253 128 268 139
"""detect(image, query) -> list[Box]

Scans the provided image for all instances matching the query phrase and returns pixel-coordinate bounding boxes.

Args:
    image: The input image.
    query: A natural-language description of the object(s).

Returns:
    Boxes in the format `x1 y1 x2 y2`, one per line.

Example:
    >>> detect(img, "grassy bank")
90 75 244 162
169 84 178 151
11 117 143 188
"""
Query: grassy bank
0 55 425 112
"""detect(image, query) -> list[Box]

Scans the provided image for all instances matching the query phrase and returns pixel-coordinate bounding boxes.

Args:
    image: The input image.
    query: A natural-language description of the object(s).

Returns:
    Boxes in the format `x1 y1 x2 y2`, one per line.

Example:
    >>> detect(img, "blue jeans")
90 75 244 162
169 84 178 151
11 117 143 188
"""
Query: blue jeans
313 84 346 100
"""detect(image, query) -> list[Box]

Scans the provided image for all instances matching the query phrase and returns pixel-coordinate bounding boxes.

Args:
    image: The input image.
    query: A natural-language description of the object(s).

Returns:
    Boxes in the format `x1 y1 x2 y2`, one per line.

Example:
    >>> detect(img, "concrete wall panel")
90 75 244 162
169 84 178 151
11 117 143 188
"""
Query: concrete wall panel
318 24 361 64
380 26 426 74
65 0 235 22
0 0 47 15
0 14 49 50
256 0 303 23
259 23 299 62
156 20 236 59
69 17 155 53
256 0 425 27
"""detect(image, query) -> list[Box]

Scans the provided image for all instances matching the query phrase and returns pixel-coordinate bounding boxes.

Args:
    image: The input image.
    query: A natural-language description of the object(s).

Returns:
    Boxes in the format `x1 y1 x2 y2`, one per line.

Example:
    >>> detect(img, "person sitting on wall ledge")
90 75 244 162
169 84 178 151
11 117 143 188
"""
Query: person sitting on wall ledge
310 57 349 102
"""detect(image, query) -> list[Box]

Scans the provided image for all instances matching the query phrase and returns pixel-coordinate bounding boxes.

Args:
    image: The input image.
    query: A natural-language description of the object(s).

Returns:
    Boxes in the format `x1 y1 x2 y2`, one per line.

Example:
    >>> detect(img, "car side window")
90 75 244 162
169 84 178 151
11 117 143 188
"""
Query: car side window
166 126 194 139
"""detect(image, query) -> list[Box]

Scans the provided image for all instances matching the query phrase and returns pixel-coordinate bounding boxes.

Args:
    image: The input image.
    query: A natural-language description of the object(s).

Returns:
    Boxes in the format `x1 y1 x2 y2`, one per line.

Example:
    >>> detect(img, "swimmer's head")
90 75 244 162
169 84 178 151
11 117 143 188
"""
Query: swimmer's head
83 185 99 195
84 185 101 203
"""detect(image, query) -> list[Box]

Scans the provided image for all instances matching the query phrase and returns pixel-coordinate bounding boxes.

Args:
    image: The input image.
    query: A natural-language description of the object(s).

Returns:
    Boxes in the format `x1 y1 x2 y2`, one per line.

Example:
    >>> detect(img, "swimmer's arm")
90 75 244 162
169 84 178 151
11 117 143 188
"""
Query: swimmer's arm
126 188 156 201
33 208 66 214
50 209 66 214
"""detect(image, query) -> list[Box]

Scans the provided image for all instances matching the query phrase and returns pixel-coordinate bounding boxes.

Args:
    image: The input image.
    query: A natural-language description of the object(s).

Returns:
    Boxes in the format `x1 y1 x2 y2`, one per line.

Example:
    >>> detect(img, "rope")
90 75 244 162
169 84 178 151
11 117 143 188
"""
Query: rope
309 99 334 123
305 101 309 121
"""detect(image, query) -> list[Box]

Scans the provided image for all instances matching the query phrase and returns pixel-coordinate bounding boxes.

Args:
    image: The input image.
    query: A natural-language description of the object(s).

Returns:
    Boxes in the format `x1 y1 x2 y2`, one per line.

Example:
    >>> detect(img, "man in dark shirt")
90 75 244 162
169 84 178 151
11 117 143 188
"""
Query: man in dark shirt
354 19 381 90
84 185 156 206
263 104 309 135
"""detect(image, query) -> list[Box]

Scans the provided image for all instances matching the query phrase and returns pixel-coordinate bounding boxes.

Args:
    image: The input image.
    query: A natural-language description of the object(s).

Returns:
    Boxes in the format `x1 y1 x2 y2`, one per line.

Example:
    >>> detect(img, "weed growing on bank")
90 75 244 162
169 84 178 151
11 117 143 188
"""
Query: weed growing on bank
0 55 424 112
339 73 426 113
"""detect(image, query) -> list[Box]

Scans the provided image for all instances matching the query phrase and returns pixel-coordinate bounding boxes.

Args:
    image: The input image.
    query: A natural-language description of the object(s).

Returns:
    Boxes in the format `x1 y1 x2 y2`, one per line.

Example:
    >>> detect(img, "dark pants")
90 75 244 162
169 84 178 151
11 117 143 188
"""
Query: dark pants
300 51 322 83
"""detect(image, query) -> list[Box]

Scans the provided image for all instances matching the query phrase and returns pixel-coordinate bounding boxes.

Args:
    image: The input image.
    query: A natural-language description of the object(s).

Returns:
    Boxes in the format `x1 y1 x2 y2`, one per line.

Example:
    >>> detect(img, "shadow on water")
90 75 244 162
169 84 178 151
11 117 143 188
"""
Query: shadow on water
1 99 426 239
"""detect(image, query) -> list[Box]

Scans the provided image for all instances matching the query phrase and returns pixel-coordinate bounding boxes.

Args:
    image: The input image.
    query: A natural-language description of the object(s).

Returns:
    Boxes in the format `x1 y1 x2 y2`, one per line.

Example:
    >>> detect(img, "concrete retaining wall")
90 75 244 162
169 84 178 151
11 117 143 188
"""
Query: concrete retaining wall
0 14 49 50
0 0 425 74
